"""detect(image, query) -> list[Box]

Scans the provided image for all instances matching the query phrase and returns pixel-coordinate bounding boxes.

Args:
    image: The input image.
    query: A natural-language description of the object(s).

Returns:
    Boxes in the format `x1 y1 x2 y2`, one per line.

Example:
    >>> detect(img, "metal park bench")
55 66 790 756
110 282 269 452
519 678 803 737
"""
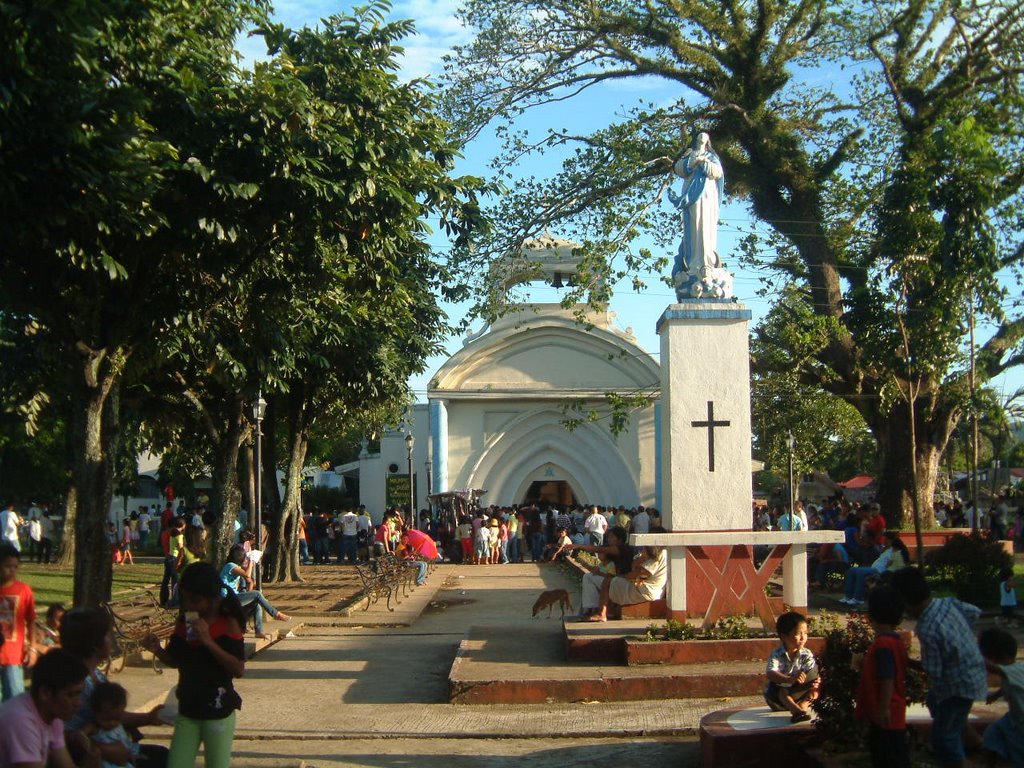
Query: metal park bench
102 591 178 673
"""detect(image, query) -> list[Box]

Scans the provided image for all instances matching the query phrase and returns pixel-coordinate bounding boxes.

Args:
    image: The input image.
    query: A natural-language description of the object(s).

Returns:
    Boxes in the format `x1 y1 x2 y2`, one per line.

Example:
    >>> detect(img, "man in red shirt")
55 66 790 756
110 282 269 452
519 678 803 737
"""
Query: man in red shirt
160 502 175 532
859 503 887 563
0 544 37 701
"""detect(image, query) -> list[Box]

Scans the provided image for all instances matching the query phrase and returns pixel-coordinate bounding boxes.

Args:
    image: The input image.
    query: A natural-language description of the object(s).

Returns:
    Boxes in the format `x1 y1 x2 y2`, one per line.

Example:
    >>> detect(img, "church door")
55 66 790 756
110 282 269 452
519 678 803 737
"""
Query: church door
522 480 577 508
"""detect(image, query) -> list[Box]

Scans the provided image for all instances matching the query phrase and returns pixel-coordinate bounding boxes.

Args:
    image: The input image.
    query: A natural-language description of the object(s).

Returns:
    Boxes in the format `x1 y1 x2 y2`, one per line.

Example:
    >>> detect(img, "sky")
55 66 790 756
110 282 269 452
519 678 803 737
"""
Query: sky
258 0 1022 408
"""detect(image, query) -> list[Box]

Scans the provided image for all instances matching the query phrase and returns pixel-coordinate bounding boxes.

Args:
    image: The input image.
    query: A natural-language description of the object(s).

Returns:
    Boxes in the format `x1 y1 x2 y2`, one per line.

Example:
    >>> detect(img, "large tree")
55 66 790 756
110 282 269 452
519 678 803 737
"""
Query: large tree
0 0 480 603
442 0 1024 526
751 287 877 482
1 0 273 603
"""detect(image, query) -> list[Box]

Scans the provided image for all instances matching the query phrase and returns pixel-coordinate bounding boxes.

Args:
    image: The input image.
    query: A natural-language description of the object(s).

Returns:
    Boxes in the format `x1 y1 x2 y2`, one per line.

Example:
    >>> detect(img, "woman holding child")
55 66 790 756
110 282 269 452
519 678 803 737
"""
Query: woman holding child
61 607 168 767
583 534 668 622
567 526 634 617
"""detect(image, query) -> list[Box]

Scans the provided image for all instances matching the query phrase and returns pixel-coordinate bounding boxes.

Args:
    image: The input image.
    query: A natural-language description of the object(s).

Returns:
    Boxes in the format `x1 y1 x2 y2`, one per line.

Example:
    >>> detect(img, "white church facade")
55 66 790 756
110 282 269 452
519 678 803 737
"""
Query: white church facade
428 303 660 509
341 236 662 519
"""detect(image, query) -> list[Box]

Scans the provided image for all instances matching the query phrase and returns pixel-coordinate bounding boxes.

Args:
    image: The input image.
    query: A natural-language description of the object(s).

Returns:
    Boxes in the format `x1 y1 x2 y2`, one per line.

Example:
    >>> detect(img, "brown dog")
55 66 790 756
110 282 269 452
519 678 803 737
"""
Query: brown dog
531 589 574 618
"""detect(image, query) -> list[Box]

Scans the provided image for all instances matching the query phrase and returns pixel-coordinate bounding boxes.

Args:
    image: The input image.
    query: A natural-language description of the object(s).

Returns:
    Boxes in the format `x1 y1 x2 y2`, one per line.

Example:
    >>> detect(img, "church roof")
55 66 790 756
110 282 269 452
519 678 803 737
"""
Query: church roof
489 233 584 293
429 303 659 397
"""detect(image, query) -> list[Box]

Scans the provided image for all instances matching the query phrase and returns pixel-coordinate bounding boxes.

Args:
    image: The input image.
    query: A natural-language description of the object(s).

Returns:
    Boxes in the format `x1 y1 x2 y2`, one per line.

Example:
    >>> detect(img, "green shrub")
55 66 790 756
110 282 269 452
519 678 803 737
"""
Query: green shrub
813 615 928 750
706 614 750 640
812 616 874 746
808 610 842 638
642 619 698 641
925 531 1012 607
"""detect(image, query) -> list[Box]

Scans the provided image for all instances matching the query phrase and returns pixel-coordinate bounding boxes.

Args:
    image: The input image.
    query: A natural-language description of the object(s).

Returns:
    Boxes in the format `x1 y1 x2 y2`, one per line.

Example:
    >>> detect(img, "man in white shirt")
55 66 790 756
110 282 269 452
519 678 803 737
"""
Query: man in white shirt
28 515 42 561
794 501 809 531
38 507 55 564
339 508 359 564
1 503 22 551
584 505 608 545
137 506 152 551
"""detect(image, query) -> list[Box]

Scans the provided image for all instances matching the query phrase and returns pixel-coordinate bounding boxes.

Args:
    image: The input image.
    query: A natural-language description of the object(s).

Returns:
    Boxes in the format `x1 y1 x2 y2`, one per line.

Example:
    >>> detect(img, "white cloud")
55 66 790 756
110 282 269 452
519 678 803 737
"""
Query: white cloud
391 0 470 79
249 0 469 80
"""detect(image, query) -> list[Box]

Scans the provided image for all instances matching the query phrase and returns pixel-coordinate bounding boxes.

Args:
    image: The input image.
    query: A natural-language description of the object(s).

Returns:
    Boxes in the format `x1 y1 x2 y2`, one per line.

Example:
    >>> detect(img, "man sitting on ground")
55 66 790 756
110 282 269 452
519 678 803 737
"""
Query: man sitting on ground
0 648 96 767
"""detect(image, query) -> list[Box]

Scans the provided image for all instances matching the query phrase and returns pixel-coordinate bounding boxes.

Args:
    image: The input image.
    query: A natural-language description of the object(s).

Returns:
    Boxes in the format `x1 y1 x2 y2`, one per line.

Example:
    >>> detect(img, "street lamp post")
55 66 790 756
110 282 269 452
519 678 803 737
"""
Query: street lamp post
785 431 796 523
252 392 267 591
405 433 415 530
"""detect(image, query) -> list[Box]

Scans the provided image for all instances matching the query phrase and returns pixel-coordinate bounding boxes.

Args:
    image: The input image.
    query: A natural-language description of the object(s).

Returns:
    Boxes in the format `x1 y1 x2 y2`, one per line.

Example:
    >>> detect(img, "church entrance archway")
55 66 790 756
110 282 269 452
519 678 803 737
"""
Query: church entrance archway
522 480 577 508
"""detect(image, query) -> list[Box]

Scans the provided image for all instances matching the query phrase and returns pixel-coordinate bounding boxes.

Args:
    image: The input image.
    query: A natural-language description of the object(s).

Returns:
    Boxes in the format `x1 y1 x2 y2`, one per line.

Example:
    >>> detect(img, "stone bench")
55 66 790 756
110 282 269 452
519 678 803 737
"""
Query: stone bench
701 702 1008 768
612 598 667 619
700 705 816 768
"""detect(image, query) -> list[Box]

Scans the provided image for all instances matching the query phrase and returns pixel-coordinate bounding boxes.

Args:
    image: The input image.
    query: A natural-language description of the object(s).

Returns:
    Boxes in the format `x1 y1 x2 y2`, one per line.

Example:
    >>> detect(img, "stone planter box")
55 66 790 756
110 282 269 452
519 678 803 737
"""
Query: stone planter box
903 529 1014 562
625 635 826 666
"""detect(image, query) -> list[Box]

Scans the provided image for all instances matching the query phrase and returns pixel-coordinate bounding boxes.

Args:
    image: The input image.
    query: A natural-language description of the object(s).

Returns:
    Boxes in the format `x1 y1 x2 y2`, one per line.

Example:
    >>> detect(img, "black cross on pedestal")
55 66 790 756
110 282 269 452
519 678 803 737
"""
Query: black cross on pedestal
691 400 731 472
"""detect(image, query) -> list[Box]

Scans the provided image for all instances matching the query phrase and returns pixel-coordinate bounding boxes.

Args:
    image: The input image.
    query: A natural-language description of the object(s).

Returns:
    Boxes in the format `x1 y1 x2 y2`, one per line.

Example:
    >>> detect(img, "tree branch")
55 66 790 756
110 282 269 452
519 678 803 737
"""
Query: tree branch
172 371 222 444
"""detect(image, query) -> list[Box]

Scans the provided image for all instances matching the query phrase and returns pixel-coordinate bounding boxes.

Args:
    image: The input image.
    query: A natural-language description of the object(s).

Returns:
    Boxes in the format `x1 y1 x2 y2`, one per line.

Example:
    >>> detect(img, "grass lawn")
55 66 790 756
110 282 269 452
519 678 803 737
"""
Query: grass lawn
14 561 164 609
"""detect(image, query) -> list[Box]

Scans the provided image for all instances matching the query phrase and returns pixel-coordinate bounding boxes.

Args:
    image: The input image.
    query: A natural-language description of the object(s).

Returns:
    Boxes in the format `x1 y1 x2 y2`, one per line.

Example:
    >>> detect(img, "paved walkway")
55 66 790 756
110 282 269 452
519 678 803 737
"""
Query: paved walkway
117 562 758 766
83 551 1024 766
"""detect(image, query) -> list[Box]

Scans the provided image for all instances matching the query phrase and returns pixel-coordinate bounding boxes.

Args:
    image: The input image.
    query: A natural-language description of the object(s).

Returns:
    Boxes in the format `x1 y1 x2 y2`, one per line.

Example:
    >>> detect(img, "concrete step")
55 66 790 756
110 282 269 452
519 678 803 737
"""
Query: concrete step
449 624 766 704
563 616 654 663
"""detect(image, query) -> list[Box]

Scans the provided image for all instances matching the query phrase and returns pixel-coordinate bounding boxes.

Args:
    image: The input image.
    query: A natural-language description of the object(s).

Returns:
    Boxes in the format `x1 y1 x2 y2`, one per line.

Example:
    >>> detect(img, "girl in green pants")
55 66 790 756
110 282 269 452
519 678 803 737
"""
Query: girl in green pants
144 562 246 768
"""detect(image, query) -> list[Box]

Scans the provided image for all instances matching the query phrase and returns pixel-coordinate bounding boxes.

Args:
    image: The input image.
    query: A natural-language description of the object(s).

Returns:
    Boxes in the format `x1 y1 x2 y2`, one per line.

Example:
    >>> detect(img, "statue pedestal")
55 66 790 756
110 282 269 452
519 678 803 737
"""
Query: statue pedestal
657 300 754 618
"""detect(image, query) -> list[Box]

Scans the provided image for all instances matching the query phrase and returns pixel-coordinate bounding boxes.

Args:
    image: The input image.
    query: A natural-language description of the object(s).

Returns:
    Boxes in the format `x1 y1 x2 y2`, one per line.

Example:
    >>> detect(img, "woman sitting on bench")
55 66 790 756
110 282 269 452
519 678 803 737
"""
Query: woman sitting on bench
585 537 669 622
220 545 290 639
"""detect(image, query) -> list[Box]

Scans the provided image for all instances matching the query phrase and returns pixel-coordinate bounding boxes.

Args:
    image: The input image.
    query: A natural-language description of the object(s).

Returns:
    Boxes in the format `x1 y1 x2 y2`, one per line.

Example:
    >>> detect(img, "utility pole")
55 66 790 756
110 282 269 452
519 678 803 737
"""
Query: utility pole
969 292 979 527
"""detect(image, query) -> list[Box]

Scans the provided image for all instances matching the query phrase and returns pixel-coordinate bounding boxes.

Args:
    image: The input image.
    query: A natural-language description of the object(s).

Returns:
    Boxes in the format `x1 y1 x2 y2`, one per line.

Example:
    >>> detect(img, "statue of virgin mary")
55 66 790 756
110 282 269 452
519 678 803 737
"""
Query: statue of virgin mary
668 131 724 277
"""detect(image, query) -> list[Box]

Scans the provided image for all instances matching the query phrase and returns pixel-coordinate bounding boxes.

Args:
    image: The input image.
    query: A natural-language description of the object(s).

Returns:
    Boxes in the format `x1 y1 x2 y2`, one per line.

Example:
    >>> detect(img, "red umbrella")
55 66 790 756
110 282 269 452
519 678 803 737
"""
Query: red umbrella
404 528 439 560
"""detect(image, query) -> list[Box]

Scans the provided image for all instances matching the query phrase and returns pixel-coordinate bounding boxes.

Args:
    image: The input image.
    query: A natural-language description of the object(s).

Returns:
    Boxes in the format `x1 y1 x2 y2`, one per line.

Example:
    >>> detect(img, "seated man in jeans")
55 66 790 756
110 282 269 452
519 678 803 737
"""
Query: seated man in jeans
399 531 440 586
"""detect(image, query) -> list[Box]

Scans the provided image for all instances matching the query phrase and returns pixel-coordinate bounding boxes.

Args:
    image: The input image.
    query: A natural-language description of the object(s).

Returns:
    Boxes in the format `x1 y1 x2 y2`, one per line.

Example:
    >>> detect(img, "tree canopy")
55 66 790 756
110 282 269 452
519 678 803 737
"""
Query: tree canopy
0 0 481 604
442 0 1024 525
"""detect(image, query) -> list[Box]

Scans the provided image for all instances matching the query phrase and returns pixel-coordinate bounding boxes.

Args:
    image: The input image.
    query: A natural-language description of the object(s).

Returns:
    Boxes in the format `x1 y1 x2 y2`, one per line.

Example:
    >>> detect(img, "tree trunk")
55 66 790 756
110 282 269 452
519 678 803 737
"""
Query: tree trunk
208 397 245 568
270 391 308 583
70 363 121 606
56 422 80 567
262 400 282 518
241 442 255 525
873 398 952 530
56 482 78 567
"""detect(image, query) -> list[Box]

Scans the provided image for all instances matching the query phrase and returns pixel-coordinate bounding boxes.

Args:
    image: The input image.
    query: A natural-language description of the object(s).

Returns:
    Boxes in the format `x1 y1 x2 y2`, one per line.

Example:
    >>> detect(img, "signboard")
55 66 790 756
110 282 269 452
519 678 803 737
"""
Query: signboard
386 473 416 509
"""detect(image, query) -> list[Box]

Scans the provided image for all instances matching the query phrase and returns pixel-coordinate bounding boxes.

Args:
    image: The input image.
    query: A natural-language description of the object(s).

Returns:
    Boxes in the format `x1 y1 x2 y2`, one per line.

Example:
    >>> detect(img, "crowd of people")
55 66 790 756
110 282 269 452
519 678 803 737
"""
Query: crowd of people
295 502 663 569
755 494 1024 547
1 501 59 563
444 503 662 566
3 491 1022 767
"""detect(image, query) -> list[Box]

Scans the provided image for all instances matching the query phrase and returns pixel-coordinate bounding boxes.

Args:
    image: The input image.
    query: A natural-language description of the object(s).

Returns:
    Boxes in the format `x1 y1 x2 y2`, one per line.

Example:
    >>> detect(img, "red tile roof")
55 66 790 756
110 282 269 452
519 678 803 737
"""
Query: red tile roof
837 474 876 489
